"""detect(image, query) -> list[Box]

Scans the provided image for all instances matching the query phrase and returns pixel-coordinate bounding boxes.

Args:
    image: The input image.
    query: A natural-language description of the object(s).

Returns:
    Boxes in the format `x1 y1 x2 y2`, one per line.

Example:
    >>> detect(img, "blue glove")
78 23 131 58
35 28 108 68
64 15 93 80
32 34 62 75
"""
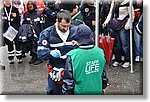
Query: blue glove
50 49 61 58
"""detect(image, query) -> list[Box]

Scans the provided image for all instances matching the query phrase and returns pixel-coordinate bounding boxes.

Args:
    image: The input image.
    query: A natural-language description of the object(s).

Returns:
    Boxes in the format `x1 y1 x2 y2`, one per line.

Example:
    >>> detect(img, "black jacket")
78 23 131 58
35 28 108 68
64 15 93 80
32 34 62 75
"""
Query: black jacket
42 6 57 30
23 1 42 35
80 3 95 32
0 5 20 33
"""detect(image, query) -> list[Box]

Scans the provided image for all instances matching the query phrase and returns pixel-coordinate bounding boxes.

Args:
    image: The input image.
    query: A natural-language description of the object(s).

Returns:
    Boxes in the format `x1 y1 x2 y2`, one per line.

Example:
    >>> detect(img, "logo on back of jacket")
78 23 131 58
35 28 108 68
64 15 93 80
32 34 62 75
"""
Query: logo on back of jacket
85 60 99 75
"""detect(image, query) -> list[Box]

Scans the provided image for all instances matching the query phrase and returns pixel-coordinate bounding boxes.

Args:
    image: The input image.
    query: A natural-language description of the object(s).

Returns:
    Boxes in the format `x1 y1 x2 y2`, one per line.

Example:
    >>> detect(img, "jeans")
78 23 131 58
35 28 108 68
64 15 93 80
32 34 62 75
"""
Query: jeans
134 22 143 58
111 28 130 62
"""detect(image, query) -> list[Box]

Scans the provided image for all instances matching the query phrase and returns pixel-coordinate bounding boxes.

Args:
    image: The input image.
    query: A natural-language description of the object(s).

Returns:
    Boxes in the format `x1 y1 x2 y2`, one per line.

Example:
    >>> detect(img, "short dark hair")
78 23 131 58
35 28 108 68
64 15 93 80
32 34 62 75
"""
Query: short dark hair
59 1 76 13
57 10 71 23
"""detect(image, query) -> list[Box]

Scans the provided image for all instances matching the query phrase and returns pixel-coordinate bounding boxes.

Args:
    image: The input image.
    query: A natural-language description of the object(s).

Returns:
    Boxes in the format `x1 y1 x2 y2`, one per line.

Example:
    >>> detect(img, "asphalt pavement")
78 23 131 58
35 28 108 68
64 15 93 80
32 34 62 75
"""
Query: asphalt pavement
0 53 143 95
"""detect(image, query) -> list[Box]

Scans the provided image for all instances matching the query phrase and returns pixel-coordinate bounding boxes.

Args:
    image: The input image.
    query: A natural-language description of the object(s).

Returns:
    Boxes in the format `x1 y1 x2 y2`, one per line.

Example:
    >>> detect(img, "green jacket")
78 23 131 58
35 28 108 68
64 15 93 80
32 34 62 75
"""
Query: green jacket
63 46 106 95
71 11 84 26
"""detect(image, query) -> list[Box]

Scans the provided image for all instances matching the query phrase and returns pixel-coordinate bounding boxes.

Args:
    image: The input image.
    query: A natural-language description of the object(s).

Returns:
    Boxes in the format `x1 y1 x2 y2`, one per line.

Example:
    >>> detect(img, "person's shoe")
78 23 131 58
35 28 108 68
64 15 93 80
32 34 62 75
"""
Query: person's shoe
1 66 5 70
9 59 14 64
33 59 43 65
112 61 120 67
135 56 140 62
122 62 130 68
140 58 143 62
18 59 23 64
29 57 37 64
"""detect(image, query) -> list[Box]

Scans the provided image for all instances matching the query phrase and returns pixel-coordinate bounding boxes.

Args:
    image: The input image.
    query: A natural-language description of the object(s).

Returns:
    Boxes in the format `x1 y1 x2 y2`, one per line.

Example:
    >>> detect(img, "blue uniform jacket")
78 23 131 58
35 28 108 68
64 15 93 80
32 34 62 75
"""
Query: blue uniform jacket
37 25 76 68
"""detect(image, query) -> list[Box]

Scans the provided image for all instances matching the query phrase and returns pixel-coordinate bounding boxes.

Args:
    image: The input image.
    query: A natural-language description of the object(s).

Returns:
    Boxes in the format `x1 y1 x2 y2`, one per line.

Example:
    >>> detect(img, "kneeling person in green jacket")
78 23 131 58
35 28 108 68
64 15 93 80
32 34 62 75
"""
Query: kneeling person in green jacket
62 24 106 95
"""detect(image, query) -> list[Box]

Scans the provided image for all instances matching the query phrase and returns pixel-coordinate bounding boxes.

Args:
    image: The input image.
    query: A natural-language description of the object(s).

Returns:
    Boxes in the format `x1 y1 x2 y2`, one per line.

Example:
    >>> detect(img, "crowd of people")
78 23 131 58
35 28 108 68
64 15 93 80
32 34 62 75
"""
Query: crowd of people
0 0 143 95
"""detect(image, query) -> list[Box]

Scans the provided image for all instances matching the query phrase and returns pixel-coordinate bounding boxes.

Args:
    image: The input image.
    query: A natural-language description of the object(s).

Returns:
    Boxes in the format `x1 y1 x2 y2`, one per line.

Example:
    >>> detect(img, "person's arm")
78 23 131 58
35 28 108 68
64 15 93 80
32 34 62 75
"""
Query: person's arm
124 6 134 30
62 55 74 95
37 28 51 60
102 0 114 28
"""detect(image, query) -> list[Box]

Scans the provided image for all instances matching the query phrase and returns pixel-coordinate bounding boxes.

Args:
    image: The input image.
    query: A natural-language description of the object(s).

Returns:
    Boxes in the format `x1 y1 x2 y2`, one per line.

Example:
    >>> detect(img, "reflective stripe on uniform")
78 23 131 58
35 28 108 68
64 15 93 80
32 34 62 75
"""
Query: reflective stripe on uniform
16 50 22 56
2 16 7 20
8 50 15 57
50 42 72 48
34 17 40 22
37 46 49 50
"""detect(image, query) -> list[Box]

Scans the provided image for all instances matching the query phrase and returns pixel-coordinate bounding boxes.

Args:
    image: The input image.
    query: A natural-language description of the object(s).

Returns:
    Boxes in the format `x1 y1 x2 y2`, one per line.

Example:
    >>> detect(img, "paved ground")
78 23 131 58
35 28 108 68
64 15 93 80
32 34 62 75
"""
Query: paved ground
0 53 143 95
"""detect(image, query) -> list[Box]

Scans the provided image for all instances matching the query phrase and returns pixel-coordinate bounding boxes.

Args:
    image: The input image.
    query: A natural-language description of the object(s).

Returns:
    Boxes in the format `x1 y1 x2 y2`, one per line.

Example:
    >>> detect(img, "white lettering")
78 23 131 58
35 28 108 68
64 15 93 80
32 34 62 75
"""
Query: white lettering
85 60 100 75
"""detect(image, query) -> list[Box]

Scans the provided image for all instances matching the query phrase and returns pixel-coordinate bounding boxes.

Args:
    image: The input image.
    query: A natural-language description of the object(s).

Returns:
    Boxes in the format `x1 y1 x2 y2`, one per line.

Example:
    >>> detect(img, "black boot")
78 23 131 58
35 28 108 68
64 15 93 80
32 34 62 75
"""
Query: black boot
18 59 23 64
33 59 43 65
29 56 37 64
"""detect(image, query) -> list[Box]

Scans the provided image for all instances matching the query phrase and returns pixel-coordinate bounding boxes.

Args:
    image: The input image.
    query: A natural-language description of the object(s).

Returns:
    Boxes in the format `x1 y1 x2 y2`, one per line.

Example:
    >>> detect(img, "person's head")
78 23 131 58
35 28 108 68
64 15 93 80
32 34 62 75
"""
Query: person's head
85 0 95 5
72 24 94 46
27 0 37 11
3 0 12 7
56 10 71 33
59 1 78 16
43 0 55 7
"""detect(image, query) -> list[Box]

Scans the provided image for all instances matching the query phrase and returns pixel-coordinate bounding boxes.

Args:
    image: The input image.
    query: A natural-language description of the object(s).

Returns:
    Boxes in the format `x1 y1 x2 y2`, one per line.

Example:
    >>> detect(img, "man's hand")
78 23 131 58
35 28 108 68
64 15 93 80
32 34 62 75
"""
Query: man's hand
102 22 107 28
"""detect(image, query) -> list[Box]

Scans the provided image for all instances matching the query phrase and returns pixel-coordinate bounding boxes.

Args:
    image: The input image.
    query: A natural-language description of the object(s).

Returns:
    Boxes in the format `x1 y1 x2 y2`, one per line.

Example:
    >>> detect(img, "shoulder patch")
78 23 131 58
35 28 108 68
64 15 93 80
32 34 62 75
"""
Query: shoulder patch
42 40 48 45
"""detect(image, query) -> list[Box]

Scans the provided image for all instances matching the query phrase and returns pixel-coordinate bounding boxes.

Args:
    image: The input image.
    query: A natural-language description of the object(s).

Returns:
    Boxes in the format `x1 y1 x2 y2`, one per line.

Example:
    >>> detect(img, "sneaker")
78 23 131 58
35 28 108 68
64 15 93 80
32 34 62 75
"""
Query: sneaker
18 59 23 64
122 62 130 68
140 58 143 62
112 61 120 67
9 59 14 64
135 56 140 62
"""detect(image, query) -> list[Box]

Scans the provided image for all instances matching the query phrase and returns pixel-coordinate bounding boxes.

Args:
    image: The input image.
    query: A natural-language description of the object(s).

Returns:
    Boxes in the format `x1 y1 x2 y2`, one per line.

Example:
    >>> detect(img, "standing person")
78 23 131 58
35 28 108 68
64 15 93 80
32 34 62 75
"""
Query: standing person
80 0 95 32
59 1 84 26
0 0 22 64
133 0 143 62
99 0 111 35
22 0 43 65
62 24 106 95
42 0 57 30
102 0 134 68
37 10 76 95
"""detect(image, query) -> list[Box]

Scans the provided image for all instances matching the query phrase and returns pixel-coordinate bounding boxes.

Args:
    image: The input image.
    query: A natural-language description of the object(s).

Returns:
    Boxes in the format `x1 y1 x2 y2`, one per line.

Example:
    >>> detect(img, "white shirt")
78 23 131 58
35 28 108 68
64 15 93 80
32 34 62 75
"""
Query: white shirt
104 0 134 30
55 23 70 43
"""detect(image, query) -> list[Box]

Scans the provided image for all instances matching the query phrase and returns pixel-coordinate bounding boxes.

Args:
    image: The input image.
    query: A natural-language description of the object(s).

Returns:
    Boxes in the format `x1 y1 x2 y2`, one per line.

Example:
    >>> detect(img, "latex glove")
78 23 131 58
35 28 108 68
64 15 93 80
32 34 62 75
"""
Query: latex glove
49 67 64 81
50 49 61 58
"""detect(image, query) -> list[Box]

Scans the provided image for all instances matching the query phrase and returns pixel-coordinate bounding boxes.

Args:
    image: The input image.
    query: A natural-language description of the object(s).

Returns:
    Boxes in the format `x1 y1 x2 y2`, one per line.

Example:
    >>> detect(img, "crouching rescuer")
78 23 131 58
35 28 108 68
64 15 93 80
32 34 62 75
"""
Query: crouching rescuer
62 24 106 95
37 10 76 95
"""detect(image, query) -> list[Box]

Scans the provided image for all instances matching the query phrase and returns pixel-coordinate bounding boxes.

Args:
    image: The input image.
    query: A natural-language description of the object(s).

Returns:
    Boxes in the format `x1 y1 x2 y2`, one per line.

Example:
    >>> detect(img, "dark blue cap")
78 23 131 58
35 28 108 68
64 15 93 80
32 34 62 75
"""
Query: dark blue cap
71 24 94 45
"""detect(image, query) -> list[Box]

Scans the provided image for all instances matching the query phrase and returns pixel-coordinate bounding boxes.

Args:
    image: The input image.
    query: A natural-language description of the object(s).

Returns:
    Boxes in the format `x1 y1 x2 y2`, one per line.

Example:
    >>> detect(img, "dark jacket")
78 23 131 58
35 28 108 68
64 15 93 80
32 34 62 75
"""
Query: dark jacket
23 1 42 35
37 25 76 68
80 3 95 32
0 5 20 33
42 6 57 30
17 24 34 42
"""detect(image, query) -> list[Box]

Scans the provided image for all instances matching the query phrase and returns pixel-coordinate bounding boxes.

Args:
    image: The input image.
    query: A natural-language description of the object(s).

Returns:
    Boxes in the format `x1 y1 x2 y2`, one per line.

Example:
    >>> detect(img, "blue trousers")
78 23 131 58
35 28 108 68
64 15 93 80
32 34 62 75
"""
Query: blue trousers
111 28 130 62
134 22 143 58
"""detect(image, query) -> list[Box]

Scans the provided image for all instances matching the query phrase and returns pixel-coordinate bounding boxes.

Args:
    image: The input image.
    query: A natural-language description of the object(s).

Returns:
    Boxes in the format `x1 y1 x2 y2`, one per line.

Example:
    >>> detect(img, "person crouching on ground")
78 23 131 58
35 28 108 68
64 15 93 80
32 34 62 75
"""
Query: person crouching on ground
62 24 106 95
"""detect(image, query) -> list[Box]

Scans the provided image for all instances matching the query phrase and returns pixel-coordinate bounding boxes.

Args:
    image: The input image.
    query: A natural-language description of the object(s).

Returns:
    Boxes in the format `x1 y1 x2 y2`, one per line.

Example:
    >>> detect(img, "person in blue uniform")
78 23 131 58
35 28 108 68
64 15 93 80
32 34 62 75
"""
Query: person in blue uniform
37 10 76 95
80 0 96 32
22 0 43 65
1 0 22 64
